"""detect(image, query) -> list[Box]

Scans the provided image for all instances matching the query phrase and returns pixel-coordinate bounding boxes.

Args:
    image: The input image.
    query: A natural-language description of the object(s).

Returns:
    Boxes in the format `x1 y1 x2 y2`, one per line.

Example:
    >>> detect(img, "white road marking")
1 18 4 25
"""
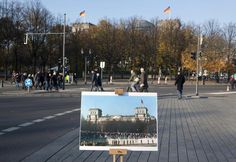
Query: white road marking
44 116 56 119
2 127 20 132
206 91 236 95
32 119 45 123
1 107 80 135
72 108 80 111
64 110 73 114
55 113 66 116
19 122 34 127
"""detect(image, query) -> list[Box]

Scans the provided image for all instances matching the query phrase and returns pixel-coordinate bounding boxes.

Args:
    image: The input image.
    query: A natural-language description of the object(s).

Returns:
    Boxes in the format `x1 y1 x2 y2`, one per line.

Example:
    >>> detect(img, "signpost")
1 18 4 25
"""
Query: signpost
100 61 105 80
24 78 32 93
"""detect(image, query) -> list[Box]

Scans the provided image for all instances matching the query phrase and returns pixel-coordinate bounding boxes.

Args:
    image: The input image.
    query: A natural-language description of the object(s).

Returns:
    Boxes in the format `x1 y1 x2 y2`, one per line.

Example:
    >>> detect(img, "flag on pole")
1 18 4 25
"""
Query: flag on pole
164 6 171 14
80 10 85 17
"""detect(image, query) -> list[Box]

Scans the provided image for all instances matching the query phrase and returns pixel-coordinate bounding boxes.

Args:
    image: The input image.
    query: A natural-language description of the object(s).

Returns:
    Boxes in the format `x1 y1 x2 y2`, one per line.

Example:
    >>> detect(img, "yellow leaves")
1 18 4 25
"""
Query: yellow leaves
182 51 196 70
182 48 229 73
204 59 227 72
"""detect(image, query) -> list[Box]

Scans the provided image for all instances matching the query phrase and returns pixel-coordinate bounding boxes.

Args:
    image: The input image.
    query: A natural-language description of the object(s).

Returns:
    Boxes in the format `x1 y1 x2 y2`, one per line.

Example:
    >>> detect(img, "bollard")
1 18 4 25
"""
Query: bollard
227 85 230 91
109 76 113 84
157 77 161 84
1 80 3 88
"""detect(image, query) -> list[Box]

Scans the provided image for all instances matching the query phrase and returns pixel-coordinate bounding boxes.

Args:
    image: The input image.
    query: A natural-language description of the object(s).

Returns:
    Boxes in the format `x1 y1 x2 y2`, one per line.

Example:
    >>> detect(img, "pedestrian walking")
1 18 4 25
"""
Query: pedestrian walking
51 72 58 90
175 71 185 99
28 74 34 89
73 73 78 85
95 72 104 91
15 73 20 89
139 67 148 92
44 72 51 91
230 73 236 90
90 70 97 91
57 73 63 89
21 72 27 90
128 70 139 92
11 70 16 84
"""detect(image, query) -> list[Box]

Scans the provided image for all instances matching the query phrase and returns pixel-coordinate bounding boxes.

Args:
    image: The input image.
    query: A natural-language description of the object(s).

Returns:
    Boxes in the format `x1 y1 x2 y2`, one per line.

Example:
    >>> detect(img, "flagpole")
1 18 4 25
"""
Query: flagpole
84 15 86 23
164 6 171 20
79 10 86 23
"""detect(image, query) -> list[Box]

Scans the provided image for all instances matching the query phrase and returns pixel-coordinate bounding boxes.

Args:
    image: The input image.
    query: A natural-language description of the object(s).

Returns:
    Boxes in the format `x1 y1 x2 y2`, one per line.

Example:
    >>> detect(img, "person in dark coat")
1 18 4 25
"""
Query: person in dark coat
51 72 58 90
90 70 97 91
175 71 185 99
95 72 104 91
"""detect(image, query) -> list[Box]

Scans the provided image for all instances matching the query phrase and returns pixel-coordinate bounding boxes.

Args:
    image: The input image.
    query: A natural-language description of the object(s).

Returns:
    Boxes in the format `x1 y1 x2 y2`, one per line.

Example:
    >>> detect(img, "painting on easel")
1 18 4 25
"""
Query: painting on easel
80 92 158 151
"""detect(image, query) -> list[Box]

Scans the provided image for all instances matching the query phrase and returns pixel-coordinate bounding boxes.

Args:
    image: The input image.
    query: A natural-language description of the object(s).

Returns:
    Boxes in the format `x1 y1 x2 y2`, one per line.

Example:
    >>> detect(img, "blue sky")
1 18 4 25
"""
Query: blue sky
81 93 157 118
35 0 236 25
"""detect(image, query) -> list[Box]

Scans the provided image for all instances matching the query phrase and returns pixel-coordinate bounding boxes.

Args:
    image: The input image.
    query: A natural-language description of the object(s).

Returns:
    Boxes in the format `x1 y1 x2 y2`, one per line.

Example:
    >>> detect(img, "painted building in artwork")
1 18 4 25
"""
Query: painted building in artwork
106 137 157 146
87 105 156 124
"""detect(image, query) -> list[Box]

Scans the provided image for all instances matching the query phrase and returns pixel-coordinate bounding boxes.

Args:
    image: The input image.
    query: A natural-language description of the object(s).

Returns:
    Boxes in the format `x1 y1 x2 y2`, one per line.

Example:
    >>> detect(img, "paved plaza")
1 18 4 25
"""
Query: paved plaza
21 93 236 162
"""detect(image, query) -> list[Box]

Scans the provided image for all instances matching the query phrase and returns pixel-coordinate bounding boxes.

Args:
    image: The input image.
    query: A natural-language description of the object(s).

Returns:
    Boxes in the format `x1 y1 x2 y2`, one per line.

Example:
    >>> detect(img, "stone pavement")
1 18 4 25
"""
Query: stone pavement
20 93 236 162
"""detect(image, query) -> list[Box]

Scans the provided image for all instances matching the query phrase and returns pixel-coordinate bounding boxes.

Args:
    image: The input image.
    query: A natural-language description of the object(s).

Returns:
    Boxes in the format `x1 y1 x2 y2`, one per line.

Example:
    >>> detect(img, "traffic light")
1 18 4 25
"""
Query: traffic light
64 57 69 65
191 52 196 60
58 58 62 64
199 52 202 57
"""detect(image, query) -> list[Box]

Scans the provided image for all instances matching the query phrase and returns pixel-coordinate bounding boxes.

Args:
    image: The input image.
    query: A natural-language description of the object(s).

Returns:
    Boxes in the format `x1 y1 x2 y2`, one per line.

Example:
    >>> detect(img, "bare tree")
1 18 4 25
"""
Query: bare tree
203 20 226 72
222 22 236 79
22 0 53 73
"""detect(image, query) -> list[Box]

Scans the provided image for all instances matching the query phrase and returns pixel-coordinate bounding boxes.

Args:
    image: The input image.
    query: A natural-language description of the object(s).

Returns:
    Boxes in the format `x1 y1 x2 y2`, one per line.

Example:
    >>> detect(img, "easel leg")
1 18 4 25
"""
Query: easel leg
120 155 124 162
113 154 116 162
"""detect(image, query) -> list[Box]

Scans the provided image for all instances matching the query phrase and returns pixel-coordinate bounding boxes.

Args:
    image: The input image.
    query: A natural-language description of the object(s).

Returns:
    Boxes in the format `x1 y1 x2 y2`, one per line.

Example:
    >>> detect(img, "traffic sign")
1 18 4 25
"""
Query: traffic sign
100 61 105 69
25 79 32 87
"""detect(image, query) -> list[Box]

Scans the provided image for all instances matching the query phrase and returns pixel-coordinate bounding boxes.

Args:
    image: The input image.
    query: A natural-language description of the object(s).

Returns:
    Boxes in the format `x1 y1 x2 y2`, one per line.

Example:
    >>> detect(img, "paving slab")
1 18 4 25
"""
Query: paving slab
20 94 236 162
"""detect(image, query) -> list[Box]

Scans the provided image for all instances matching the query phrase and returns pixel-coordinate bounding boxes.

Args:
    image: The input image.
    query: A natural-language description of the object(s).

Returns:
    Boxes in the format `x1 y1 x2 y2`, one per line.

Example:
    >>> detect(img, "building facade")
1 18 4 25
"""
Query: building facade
87 106 156 124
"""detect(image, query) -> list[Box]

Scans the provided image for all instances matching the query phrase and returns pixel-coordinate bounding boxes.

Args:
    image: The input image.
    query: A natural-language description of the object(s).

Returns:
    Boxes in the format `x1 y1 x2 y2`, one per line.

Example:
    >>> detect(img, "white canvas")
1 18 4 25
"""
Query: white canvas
80 92 158 151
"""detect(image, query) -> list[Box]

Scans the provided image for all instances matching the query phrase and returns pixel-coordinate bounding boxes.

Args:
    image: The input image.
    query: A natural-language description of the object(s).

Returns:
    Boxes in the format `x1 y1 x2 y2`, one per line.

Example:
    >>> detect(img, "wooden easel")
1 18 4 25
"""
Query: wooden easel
110 89 128 162
115 88 125 95
109 149 127 162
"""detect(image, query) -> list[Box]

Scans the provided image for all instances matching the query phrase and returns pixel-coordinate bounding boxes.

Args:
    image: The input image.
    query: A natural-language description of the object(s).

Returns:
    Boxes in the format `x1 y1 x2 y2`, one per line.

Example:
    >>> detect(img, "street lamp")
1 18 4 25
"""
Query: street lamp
81 48 92 84
81 48 85 84
24 13 66 90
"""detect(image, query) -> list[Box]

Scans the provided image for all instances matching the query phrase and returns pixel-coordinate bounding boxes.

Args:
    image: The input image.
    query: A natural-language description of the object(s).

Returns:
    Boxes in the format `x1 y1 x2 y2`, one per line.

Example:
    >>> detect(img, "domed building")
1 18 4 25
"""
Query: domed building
127 19 155 31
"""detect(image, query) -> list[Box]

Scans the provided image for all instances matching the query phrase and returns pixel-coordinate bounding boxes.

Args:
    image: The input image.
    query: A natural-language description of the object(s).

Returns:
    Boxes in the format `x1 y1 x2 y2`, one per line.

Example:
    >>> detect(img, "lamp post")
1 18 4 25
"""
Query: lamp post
24 13 66 89
196 33 203 96
81 48 92 84
62 13 66 90
81 48 85 84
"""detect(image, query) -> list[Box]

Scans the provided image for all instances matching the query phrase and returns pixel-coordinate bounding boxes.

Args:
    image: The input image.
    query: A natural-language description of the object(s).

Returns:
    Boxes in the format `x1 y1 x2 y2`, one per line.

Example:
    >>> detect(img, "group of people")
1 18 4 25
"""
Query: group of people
16 68 231 100
12 71 64 91
129 68 186 99
128 67 149 92
90 68 104 91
